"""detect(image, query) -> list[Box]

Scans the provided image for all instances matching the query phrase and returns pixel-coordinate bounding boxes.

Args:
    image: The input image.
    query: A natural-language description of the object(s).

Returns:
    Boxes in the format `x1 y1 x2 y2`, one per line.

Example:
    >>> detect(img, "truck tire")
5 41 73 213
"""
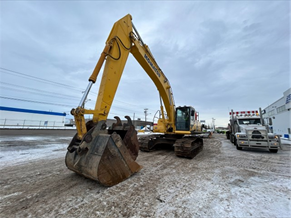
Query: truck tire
230 134 234 144
236 144 242 150
269 149 278 153
234 137 237 146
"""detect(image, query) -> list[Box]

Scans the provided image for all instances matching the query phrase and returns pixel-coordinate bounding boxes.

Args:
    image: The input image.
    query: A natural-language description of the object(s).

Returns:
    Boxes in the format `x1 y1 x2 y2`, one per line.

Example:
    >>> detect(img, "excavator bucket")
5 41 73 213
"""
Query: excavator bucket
65 116 142 186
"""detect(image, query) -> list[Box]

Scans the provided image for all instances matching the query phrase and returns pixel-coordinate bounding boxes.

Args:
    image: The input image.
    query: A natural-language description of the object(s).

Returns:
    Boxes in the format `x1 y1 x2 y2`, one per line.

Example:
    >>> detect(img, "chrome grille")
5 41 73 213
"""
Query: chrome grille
247 129 267 140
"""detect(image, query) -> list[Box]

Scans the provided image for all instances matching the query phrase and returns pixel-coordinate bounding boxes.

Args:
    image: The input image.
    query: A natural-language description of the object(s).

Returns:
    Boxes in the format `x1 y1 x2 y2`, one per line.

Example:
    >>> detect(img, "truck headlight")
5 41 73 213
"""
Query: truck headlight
269 135 279 140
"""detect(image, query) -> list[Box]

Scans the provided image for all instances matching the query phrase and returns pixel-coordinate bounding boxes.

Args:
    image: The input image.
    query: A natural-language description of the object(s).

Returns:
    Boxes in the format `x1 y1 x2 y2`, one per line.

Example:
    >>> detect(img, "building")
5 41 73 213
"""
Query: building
262 88 291 139
0 106 66 128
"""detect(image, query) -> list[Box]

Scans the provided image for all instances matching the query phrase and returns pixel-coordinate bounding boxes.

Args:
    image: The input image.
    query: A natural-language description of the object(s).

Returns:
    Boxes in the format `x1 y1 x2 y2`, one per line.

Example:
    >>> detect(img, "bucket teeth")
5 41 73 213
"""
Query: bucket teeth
111 116 123 130
124 115 133 127
112 116 122 128
111 115 132 130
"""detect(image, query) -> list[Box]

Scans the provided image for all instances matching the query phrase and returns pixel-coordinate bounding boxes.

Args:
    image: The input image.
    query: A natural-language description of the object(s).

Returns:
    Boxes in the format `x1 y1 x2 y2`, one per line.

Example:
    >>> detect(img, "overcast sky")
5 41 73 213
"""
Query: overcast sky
0 0 290 127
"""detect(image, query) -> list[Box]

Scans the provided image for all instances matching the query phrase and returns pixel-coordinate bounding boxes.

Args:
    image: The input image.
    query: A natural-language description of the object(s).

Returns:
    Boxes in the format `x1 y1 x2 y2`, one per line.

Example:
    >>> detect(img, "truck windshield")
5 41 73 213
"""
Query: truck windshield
238 119 261 125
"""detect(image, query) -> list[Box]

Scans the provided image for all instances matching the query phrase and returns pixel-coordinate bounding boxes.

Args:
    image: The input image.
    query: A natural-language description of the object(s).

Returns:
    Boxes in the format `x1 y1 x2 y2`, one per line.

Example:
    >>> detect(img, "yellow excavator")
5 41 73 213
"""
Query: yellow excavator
65 14 204 186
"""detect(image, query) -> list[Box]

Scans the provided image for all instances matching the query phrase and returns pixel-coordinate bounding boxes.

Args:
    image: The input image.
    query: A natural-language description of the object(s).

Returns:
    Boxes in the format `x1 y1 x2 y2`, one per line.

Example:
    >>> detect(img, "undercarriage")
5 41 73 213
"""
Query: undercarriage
139 134 204 159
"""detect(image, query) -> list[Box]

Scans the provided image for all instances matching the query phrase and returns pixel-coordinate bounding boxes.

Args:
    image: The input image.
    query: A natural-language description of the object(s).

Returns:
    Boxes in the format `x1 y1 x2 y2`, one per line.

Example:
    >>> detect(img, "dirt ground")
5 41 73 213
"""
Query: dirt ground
0 130 290 218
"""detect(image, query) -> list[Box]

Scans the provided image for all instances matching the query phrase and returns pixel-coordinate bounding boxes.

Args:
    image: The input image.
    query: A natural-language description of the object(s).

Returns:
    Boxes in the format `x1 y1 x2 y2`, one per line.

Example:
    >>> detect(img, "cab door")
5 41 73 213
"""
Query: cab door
175 107 191 131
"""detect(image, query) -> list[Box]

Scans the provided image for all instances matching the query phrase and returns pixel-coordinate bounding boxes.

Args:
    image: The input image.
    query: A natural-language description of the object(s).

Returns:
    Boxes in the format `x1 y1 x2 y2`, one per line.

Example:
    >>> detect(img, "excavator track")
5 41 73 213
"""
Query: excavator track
138 134 162 151
174 137 203 159
139 134 203 159
138 134 183 152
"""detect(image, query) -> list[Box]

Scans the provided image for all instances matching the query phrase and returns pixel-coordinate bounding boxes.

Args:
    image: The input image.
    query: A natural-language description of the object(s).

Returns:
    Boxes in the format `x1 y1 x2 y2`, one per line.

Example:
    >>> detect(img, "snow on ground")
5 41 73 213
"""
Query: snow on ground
0 135 71 168
0 132 290 218
281 138 291 145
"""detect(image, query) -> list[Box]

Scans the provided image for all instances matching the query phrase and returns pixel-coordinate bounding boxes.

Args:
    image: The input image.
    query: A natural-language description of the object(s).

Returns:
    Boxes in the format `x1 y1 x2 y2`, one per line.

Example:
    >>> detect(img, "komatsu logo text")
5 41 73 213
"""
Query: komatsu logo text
144 54 160 77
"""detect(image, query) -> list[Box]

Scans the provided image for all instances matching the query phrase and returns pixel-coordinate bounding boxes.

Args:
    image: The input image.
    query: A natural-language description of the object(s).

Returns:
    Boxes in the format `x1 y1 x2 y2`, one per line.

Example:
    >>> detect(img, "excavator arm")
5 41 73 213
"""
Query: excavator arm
71 14 175 140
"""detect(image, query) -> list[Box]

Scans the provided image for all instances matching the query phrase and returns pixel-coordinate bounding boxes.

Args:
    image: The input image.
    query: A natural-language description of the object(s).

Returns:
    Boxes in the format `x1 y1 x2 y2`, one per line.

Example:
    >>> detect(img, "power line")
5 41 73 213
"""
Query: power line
0 96 148 117
0 67 158 113
0 67 83 91
0 83 80 100
0 67 157 108
0 96 74 107
0 81 80 98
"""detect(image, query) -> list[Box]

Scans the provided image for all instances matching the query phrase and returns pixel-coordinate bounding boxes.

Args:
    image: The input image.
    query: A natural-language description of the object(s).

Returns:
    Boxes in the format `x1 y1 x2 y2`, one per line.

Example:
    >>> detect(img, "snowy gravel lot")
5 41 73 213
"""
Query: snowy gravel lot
0 130 290 218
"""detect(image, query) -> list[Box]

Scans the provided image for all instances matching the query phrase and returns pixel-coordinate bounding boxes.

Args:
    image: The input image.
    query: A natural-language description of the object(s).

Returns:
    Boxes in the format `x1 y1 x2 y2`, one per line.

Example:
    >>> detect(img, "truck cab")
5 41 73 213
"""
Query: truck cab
226 110 281 153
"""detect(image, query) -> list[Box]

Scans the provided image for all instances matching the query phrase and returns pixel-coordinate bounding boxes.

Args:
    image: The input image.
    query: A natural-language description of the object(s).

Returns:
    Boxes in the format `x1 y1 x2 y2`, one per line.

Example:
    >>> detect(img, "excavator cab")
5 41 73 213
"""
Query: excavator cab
175 106 196 131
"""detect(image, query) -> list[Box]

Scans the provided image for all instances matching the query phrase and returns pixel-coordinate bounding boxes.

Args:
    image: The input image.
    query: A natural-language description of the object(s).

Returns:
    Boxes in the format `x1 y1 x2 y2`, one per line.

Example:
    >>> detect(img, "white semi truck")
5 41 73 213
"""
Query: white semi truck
226 108 281 153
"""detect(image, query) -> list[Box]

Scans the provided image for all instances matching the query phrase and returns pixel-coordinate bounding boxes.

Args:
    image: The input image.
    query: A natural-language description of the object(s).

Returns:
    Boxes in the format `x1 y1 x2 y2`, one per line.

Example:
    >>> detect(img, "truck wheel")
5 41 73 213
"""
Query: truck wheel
230 134 234 144
234 137 237 146
236 144 242 150
269 149 278 153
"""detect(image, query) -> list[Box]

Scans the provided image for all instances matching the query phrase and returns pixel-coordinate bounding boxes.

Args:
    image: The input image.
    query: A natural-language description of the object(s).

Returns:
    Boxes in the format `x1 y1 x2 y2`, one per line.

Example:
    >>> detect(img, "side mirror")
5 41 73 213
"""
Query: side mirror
269 118 272 125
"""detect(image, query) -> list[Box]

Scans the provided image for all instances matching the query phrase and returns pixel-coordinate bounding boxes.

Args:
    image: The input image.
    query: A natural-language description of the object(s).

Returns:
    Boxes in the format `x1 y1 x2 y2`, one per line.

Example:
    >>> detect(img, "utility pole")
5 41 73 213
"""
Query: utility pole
133 113 135 126
144 108 148 127
212 118 216 131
